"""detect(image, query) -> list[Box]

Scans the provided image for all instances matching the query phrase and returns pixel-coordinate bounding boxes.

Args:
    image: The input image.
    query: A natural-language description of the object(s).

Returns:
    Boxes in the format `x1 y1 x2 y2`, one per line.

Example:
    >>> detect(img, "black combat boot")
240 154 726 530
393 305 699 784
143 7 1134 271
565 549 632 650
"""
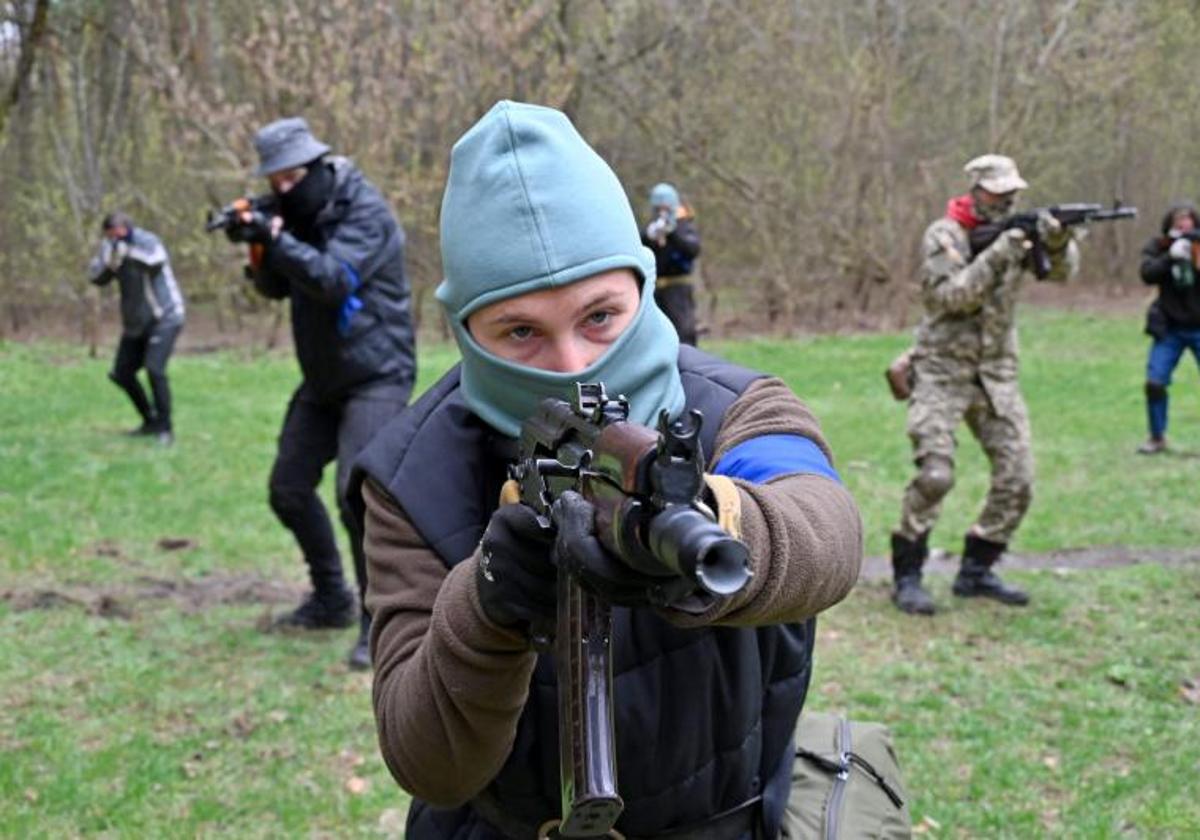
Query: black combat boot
347 611 371 671
952 533 1029 606
891 531 935 615
273 586 357 630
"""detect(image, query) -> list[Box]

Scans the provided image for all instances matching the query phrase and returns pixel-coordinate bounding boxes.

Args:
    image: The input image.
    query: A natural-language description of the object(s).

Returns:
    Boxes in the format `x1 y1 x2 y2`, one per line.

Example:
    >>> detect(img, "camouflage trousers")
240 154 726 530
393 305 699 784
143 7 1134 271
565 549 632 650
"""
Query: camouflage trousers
896 371 1033 544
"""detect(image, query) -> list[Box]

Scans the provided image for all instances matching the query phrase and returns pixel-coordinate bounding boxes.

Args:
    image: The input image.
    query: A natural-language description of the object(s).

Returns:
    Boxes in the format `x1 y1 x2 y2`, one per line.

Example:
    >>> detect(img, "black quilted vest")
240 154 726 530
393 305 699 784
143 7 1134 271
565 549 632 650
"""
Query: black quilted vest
354 347 815 840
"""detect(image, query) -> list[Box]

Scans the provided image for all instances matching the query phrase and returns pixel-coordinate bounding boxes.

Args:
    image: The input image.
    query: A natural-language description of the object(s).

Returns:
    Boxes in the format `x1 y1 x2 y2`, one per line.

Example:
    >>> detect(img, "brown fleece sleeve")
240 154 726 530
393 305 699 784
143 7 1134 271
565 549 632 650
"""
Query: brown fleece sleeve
363 478 538 807
665 377 863 627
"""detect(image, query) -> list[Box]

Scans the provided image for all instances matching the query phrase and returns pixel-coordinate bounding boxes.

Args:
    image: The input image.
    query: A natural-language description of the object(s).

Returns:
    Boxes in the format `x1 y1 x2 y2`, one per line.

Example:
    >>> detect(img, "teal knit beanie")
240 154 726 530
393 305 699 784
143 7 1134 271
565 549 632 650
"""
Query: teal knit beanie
437 101 684 438
649 182 681 215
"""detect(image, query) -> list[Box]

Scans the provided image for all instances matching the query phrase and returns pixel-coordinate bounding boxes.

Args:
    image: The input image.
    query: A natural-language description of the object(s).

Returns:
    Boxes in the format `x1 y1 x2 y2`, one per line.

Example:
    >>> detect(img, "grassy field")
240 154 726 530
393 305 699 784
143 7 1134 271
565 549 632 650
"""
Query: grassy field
2 309 1198 837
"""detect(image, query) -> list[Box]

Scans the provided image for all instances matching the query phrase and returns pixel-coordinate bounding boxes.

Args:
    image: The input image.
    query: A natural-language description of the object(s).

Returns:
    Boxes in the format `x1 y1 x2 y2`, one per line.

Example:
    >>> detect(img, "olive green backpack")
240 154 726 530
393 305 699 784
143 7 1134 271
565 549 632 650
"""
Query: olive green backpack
781 712 912 839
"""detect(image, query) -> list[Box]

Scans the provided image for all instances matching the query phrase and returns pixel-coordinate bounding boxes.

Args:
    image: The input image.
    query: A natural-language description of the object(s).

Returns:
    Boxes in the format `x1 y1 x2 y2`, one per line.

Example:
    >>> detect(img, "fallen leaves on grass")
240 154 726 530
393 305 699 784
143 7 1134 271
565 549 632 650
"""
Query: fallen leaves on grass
345 776 369 795
912 814 942 834
1180 678 1200 705
228 711 256 738
1040 808 1062 833
91 539 123 558
378 808 406 836
181 752 204 779
339 748 366 767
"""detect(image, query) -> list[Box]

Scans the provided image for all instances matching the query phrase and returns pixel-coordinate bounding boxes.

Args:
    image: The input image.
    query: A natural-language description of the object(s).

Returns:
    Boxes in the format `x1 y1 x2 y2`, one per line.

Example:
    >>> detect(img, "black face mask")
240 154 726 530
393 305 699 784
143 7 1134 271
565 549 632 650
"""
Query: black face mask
277 160 334 226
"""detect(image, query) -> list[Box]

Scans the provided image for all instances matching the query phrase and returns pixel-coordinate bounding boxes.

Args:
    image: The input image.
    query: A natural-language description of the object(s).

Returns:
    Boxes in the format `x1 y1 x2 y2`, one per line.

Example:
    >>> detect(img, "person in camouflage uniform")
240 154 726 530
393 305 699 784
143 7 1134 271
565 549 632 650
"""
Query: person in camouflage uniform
890 154 1078 615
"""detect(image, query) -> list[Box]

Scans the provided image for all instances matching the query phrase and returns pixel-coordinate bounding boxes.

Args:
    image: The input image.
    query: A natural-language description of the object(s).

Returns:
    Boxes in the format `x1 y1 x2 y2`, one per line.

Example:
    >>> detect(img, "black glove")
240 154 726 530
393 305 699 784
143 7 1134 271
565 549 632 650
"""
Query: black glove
551 491 693 608
475 503 557 634
224 211 274 245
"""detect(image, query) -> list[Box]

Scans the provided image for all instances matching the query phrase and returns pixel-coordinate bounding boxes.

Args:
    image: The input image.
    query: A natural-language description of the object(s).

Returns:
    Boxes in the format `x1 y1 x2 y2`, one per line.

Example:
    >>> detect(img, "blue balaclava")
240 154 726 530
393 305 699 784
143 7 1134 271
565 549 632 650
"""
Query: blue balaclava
648 182 681 217
437 101 684 438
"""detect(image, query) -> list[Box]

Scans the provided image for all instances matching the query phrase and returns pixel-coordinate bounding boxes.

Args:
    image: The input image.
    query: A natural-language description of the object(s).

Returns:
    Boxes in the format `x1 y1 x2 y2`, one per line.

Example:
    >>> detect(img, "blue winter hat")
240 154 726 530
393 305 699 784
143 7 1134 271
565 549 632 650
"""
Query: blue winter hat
438 101 654 319
649 182 680 213
437 101 684 438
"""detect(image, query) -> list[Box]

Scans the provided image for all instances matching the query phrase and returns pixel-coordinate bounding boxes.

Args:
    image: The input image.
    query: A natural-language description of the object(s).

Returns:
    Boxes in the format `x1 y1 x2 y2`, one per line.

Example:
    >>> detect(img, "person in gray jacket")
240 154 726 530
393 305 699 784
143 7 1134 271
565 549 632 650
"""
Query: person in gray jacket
88 211 185 445
223 117 415 670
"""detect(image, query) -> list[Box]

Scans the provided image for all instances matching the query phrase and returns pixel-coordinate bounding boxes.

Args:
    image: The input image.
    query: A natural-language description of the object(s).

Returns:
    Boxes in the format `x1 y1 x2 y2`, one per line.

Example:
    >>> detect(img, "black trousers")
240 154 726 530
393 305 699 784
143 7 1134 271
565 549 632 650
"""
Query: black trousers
268 382 410 612
109 320 183 428
654 283 698 346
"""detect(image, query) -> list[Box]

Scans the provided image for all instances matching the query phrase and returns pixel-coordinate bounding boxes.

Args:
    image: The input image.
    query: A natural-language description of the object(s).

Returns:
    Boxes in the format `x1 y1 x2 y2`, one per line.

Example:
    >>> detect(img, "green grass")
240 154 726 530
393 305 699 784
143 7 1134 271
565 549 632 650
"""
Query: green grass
2 310 1198 837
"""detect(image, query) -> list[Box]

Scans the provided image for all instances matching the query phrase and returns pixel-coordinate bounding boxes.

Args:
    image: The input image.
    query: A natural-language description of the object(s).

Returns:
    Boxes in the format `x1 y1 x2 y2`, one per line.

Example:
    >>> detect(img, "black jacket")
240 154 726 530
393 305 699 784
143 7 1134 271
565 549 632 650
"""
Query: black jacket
253 157 416 402
1140 205 1200 330
641 213 701 279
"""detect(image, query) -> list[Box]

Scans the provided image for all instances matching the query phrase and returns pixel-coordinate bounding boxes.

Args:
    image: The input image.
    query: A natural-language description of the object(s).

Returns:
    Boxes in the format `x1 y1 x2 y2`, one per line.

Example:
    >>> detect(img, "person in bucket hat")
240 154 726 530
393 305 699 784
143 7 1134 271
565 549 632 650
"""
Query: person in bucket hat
223 117 416 670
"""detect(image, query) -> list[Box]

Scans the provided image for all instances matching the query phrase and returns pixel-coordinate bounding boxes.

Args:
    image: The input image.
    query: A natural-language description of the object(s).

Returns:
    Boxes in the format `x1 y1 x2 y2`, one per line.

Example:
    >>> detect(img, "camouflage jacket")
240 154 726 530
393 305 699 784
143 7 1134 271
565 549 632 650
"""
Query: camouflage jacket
913 216 1078 385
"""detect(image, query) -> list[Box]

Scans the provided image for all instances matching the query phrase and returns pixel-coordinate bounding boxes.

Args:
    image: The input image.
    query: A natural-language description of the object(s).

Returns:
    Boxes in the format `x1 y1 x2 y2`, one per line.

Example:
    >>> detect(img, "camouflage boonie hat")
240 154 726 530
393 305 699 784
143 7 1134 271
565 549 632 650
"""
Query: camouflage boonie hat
964 154 1028 193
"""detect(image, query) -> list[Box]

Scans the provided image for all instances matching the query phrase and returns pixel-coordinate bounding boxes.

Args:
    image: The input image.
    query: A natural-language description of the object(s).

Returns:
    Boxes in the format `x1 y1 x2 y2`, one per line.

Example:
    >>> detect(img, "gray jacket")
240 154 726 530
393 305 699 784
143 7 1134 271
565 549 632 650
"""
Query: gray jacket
89 228 185 337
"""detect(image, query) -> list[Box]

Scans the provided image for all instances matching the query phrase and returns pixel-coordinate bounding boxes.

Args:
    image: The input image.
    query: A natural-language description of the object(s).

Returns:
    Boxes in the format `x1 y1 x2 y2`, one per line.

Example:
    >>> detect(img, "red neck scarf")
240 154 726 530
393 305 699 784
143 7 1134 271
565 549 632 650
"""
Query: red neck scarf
945 194 982 229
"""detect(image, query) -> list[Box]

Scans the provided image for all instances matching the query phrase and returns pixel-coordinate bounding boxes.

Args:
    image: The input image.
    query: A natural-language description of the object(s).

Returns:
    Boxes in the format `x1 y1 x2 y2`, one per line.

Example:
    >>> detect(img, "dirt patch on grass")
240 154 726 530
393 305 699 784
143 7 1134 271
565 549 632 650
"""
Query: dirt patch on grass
1 573 304 618
859 545 1200 581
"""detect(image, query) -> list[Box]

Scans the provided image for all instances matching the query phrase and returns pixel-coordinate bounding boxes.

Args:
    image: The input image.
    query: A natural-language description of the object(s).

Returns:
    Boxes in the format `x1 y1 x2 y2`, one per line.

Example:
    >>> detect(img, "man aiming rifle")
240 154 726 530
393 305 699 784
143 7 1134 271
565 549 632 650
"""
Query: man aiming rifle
888 154 1135 616
211 117 415 670
352 100 863 839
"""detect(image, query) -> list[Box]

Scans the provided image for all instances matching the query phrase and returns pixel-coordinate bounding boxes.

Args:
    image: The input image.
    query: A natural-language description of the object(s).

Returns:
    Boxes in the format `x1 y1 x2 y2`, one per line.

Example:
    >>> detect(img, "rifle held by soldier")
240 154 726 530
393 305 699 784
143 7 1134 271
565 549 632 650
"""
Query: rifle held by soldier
970 202 1138 279
204 194 275 233
510 383 752 838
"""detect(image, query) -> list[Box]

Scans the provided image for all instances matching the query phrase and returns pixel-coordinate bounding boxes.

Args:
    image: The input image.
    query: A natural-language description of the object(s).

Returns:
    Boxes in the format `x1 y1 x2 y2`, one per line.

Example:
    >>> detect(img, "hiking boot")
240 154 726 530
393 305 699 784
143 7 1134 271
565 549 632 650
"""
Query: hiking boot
891 531 936 615
155 429 175 447
1136 437 1167 455
952 533 1029 606
273 587 357 630
347 613 371 671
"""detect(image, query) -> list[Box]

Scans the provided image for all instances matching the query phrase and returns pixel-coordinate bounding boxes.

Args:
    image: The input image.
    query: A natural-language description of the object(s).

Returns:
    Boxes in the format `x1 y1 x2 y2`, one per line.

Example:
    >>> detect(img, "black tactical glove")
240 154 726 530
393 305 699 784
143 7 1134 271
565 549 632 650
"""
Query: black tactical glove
224 211 274 245
551 490 694 608
475 503 558 634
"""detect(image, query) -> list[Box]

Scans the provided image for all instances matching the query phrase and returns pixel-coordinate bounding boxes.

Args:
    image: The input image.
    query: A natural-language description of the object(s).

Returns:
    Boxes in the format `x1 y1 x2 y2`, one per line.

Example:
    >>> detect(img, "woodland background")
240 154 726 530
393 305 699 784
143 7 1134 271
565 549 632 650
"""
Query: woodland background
2 0 1199 343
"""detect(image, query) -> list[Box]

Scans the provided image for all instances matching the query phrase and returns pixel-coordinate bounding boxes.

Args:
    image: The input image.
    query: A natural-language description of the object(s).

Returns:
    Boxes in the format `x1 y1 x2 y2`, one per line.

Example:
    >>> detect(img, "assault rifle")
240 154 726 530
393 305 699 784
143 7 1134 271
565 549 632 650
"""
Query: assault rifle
204 194 274 233
510 383 752 838
969 202 1138 280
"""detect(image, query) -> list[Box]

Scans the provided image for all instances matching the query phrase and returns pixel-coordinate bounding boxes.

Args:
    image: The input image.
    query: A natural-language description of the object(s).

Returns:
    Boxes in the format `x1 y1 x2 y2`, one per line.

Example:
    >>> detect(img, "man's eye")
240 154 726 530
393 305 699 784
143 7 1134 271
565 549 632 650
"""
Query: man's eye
509 325 534 341
586 311 612 327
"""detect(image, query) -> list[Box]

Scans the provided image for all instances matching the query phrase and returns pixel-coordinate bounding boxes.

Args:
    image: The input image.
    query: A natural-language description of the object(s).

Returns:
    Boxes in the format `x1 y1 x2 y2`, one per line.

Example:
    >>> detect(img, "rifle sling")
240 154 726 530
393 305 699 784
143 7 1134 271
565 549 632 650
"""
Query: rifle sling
471 790 762 840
